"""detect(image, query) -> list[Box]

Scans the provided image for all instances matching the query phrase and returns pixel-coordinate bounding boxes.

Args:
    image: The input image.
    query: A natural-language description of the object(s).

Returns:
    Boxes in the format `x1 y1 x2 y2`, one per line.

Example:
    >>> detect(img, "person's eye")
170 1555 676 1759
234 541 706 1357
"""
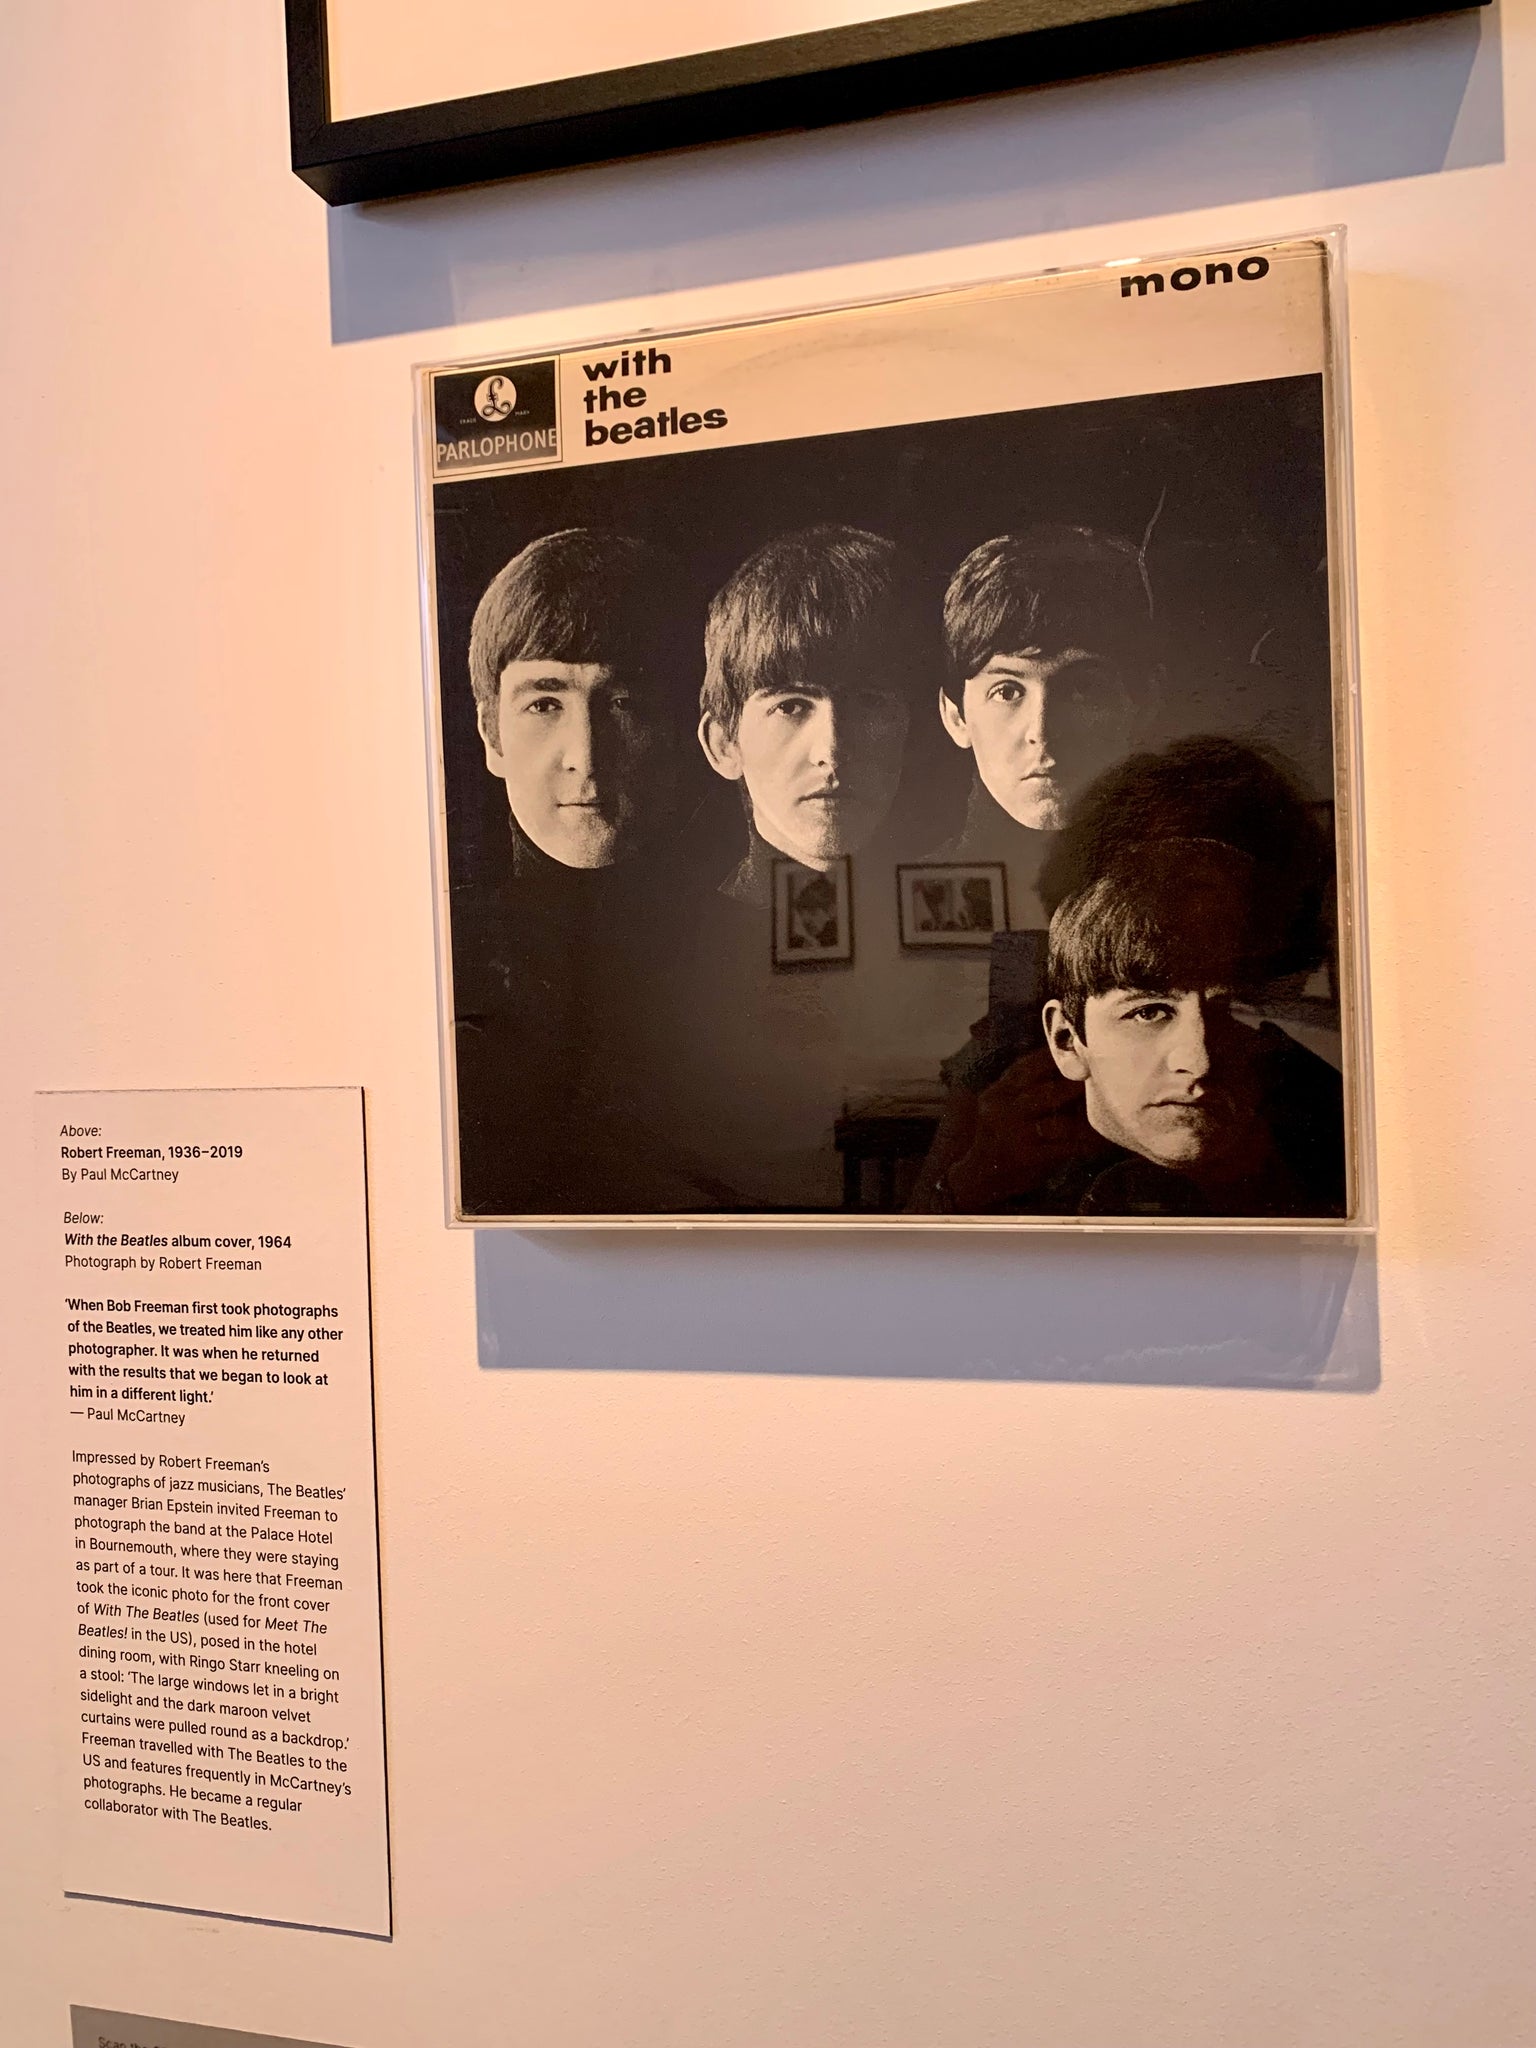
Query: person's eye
988 679 1025 704
523 695 563 716
1126 1003 1175 1025
771 696 815 721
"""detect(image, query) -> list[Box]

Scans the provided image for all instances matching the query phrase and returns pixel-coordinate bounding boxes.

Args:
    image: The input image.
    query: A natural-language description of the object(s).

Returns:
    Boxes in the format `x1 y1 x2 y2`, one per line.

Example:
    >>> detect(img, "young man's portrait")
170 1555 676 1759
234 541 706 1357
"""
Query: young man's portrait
907 740 1343 1219
697 525 925 902
787 871 839 950
1037 836 1344 1217
932 527 1160 920
468 528 698 873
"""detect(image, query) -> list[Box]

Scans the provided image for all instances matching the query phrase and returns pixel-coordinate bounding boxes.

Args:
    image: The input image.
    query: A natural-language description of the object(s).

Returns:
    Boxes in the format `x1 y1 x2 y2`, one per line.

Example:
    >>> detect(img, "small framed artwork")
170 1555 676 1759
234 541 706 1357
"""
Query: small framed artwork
897 864 1009 949
772 859 854 969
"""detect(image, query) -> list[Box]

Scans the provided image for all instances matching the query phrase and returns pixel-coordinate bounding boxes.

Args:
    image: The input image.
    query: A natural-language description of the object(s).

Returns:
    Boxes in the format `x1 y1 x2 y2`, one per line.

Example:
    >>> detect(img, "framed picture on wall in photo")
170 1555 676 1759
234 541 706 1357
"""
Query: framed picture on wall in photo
416 231 1374 1231
773 858 855 969
897 863 1008 948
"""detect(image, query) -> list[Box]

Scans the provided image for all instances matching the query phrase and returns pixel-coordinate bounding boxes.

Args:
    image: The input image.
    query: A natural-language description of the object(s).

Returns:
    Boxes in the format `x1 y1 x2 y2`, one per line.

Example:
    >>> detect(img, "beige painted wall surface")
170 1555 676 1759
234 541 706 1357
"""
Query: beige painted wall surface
2 4 1534 2044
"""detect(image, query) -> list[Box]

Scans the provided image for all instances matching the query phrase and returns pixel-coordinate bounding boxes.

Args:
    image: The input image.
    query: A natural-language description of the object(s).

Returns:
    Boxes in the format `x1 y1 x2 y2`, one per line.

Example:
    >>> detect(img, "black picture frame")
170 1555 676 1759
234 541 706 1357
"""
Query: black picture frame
286 0 1488 207
897 863 1011 949
772 858 856 970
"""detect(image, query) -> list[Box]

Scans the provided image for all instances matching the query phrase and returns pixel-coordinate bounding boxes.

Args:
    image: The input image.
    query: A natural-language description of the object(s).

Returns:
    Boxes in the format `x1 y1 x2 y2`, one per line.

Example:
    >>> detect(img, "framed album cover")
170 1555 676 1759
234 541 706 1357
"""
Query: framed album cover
417 232 1374 1230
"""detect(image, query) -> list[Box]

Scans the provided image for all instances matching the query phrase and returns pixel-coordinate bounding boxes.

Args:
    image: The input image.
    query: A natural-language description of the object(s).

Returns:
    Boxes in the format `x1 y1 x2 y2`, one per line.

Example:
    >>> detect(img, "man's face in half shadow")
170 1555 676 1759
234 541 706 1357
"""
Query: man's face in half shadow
1045 984 1264 1171
702 669 909 868
486 657 678 868
941 646 1136 832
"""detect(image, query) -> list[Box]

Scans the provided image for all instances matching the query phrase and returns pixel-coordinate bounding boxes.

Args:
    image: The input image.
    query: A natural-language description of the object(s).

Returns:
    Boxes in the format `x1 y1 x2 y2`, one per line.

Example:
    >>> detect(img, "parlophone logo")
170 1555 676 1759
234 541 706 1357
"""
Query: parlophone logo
433 358 560 476
474 374 517 421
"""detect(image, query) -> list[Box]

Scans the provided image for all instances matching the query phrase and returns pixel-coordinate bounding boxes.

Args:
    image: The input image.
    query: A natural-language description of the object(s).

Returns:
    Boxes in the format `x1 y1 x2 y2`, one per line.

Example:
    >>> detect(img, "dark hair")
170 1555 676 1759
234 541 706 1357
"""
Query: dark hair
792 873 836 915
468 529 694 746
1048 838 1267 1032
701 525 919 738
941 526 1155 709
1039 735 1331 981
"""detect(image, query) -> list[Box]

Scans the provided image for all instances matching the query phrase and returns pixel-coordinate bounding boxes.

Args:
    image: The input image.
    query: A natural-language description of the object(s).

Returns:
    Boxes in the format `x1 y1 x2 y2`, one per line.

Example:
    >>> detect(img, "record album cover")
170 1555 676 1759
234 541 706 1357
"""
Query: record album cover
417 235 1372 1229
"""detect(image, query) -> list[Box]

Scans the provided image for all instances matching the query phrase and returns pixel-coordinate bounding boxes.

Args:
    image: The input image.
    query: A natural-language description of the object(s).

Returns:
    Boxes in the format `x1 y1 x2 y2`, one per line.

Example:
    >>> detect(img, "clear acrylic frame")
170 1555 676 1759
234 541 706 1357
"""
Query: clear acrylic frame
414 229 1375 1234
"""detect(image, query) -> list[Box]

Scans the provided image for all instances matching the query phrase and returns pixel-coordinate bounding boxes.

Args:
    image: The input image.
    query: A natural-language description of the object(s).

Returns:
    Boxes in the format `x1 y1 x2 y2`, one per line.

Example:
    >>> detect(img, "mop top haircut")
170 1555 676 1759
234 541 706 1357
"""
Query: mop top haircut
1038 735 1331 981
700 525 922 738
1047 837 1267 1034
941 525 1156 709
468 528 695 747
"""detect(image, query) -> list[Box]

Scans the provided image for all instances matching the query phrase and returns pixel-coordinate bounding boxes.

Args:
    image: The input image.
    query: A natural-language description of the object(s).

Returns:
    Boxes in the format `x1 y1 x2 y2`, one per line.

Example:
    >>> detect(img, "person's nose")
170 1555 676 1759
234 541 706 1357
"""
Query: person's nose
805 698 840 775
1022 683 1055 769
559 702 598 792
1165 997 1212 1082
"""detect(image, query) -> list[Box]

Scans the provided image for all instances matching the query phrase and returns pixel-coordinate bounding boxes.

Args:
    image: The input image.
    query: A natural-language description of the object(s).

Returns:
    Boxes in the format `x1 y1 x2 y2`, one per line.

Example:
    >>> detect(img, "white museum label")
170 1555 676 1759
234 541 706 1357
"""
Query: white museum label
45 1089 390 1938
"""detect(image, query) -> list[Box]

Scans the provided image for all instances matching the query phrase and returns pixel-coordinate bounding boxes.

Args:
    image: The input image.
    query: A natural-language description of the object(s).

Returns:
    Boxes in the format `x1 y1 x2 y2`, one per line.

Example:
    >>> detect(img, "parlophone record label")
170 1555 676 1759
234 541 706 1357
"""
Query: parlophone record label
431 356 560 475
43 1087 390 1938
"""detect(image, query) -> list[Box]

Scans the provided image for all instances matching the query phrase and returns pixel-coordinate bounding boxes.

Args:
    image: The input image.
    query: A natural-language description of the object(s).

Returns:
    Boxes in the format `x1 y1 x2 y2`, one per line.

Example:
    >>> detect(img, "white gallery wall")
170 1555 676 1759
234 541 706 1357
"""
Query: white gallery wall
3 3 1535 2043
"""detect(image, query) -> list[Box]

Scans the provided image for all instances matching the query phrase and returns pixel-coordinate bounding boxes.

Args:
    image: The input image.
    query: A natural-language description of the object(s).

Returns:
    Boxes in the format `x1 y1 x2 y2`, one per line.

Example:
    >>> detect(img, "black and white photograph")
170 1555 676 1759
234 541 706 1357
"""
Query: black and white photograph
419 235 1369 1226
774 857 854 968
898 864 1008 948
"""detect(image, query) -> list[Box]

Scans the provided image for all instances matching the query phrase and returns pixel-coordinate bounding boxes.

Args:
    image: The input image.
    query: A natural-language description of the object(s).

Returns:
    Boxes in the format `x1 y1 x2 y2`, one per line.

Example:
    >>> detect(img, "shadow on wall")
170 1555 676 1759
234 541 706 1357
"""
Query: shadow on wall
475 1230 1379 1390
328 6 1501 345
